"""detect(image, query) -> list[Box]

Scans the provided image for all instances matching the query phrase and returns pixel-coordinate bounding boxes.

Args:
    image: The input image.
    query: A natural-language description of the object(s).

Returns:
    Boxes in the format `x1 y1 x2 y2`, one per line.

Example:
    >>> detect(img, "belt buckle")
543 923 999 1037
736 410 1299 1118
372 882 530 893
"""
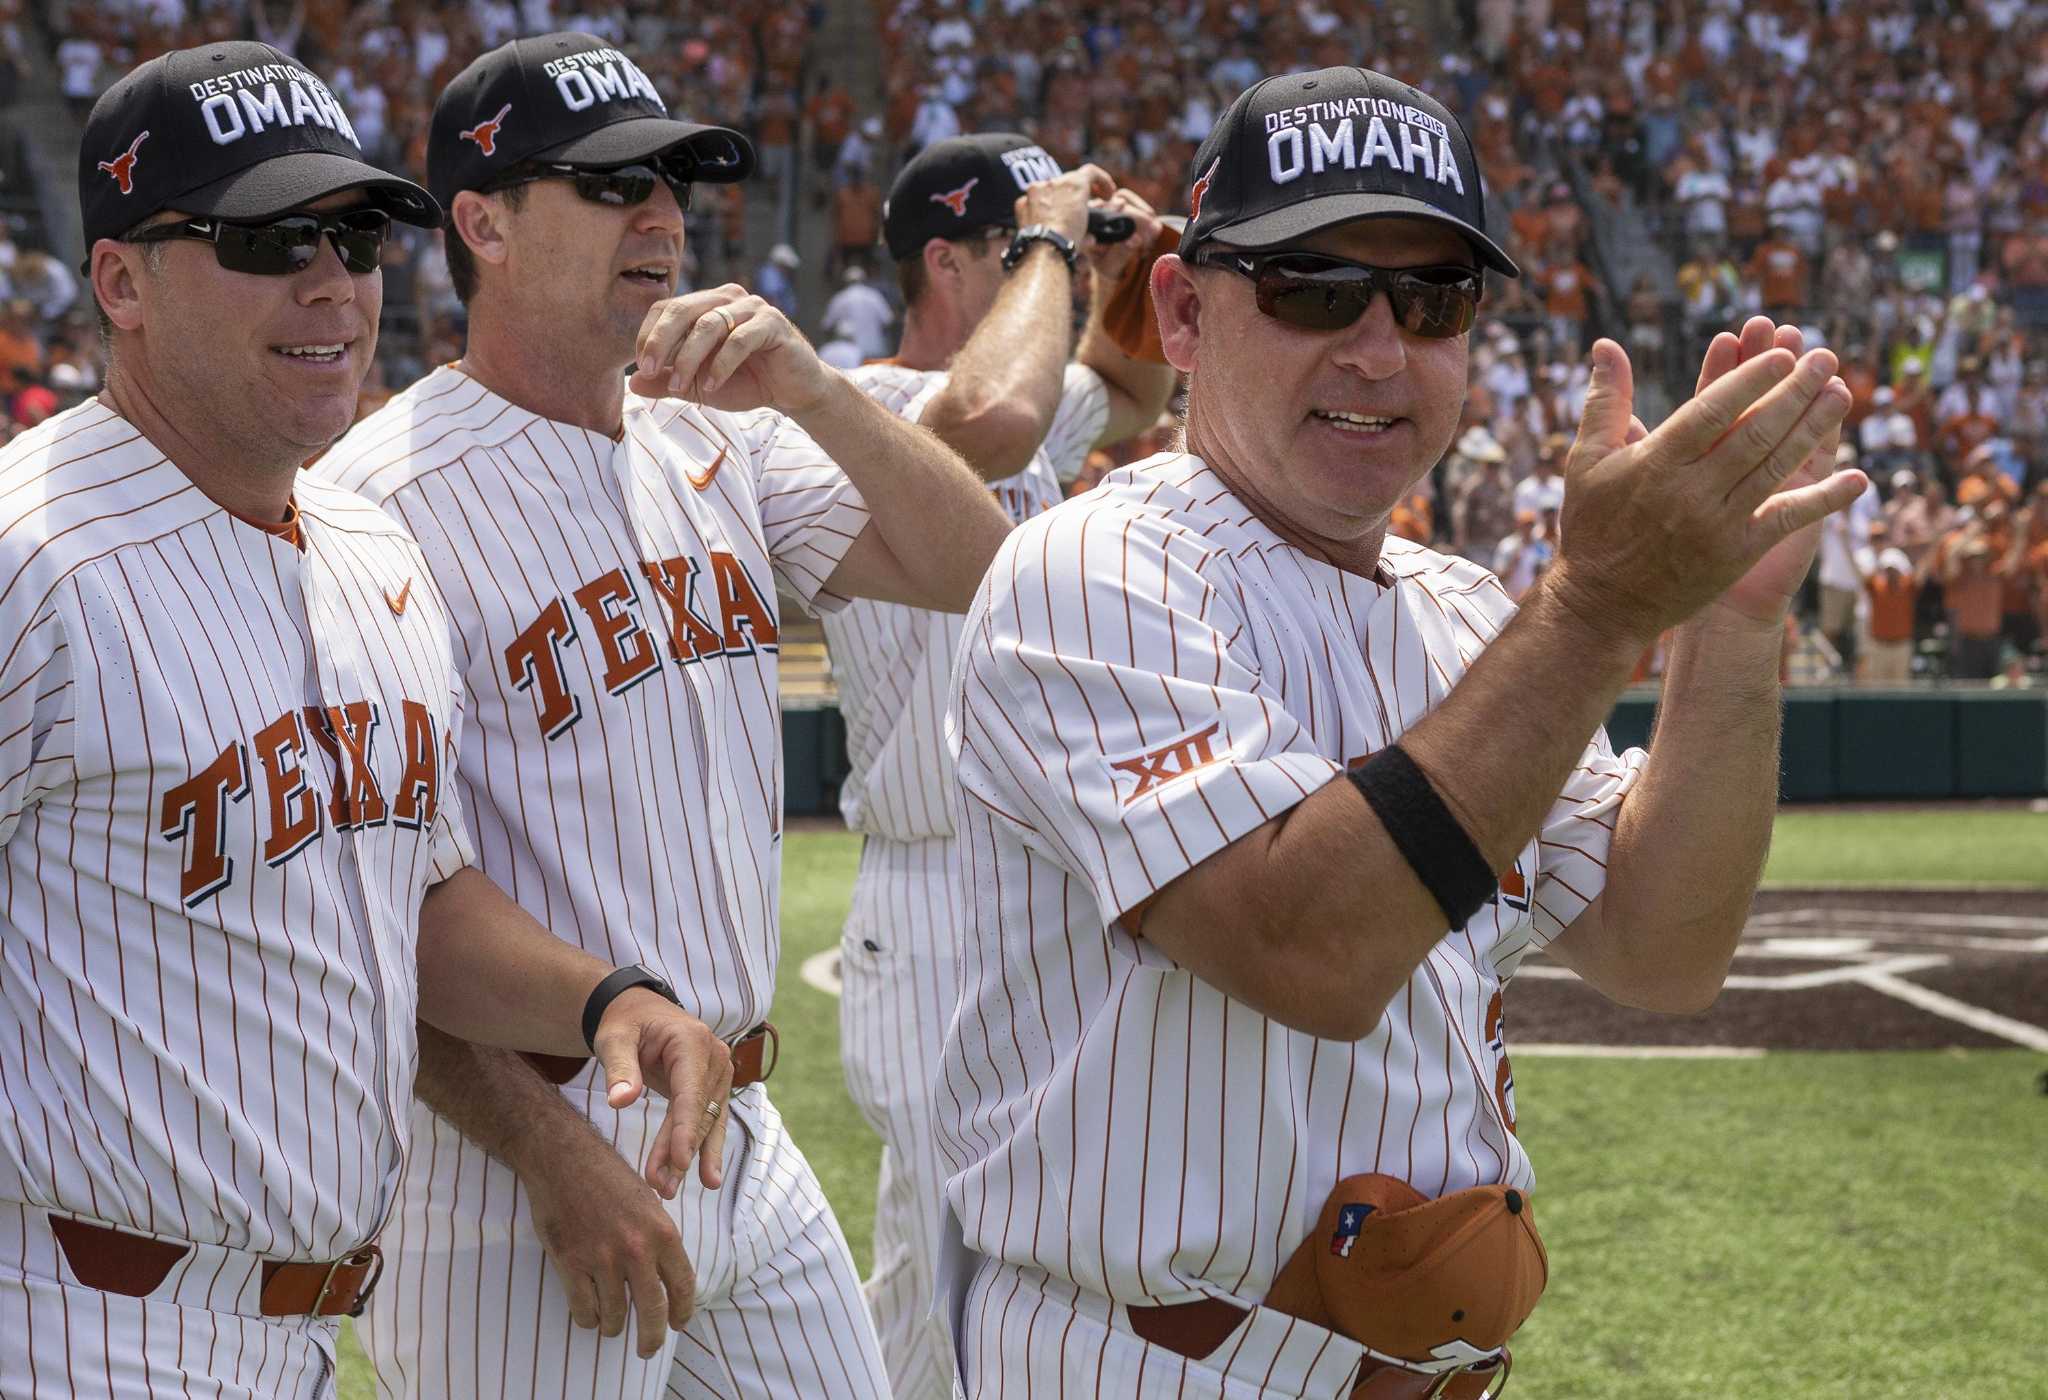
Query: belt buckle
754 1022 780 1083
1422 1349 1511 1399
312 1244 384 1318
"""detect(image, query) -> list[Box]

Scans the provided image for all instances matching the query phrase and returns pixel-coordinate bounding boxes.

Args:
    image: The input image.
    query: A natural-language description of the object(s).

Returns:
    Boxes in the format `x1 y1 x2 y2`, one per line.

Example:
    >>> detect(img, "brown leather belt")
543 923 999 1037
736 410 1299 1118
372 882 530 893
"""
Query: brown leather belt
47 1214 383 1318
526 1021 781 1090
1126 1298 1509 1399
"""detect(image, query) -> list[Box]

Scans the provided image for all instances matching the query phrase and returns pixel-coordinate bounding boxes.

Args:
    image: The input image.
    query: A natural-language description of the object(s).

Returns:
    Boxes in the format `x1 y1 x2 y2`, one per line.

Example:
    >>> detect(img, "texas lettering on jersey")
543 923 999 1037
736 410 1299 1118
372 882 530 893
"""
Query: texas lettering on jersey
161 697 444 905
503 549 779 739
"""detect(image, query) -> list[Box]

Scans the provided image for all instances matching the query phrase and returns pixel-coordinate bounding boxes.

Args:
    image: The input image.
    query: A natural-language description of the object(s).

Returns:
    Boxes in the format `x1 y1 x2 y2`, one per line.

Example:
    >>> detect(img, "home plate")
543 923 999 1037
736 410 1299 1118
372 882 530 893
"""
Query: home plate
1754 936 1875 958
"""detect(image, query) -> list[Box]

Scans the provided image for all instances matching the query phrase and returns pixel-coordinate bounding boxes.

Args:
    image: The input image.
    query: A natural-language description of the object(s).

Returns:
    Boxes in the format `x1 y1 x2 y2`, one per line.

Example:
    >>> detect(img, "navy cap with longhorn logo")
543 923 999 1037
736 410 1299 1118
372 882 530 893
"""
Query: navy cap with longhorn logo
428 32 755 210
78 41 440 252
882 132 1063 261
1178 66 1518 277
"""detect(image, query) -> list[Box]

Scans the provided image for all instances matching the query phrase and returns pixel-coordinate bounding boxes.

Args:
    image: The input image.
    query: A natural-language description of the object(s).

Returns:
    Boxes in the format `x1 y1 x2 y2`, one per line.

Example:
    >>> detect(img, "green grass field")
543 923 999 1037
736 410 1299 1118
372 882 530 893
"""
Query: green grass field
341 807 2047 1397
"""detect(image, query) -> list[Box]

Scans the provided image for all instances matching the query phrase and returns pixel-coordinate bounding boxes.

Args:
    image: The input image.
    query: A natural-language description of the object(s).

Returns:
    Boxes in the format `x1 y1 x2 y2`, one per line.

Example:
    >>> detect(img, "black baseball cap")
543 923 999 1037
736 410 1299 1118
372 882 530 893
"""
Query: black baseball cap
429 33 755 209
883 132 1064 261
1178 67 1517 277
78 42 440 251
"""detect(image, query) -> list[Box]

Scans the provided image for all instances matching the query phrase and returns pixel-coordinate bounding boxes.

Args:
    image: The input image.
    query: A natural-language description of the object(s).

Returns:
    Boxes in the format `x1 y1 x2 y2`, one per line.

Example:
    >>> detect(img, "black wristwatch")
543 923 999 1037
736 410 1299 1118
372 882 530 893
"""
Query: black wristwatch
581 963 681 1052
1002 224 1078 272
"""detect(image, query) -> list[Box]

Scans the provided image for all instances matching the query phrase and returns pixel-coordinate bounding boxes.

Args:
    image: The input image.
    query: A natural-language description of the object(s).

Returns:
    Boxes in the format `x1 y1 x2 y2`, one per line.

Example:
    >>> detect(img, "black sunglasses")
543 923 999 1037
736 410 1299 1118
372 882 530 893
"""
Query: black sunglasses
1189 248 1484 338
484 156 695 211
124 208 393 277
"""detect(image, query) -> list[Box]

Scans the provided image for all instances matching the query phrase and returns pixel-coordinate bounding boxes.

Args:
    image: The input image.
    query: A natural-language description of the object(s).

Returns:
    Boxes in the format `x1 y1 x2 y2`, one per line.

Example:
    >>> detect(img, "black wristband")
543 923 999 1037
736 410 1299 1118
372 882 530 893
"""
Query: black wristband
1345 745 1498 930
580 964 680 1054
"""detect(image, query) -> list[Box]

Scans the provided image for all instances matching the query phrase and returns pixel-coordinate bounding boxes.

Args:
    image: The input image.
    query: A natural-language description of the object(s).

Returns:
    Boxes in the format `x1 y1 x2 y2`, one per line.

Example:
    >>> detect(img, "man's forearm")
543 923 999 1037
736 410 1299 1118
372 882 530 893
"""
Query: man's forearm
919 247 1077 479
413 1021 606 1176
792 371 1012 603
1595 611 1782 985
414 867 611 1055
1146 580 1650 1038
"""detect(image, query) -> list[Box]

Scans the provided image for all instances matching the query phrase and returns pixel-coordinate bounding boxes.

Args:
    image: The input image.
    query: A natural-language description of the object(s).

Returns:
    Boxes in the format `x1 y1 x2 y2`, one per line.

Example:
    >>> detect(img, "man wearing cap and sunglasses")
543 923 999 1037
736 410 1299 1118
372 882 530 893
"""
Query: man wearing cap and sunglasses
0 42 740 1398
826 131 1178 1400
932 66 1865 1396
314 32 1010 1400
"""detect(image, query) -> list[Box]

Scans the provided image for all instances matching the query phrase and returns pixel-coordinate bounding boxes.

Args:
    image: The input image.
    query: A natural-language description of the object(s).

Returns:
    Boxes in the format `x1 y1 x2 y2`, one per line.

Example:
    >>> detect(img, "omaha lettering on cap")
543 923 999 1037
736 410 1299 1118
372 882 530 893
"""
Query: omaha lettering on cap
427 32 756 211
1177 66 1518 278
78 40 440 254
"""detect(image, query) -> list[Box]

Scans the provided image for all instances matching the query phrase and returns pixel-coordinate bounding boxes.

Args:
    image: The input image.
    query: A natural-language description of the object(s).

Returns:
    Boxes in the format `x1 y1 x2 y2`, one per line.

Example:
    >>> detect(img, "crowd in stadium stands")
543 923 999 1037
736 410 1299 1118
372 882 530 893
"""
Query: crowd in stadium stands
866 0 2048 681
5 0 2044 682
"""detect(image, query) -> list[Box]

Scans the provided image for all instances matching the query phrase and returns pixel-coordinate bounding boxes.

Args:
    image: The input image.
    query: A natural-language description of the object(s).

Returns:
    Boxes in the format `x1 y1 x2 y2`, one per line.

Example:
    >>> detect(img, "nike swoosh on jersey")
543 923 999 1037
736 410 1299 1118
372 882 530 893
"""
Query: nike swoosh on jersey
686 445 728 491
386 579 412 615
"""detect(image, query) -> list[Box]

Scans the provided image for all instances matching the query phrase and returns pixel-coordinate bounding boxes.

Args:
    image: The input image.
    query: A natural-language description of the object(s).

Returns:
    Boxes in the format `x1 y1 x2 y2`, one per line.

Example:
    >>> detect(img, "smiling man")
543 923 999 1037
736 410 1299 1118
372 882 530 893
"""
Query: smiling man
0 42 737 1398
314 31 1008 1400
932 67 1865 1396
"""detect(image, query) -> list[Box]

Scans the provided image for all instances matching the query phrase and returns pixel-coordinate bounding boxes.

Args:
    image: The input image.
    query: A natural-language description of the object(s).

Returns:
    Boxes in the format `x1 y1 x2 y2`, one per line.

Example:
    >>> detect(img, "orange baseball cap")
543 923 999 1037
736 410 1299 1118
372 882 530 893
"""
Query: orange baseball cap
1267 1174 1548 1374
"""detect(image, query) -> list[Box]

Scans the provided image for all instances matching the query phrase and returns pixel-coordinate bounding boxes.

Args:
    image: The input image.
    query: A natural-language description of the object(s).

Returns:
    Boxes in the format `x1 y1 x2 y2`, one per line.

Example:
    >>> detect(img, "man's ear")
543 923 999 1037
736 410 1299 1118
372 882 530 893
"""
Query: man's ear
90 239 149 334
1152 254 1203 374
450 190 512 270
922 236 964 296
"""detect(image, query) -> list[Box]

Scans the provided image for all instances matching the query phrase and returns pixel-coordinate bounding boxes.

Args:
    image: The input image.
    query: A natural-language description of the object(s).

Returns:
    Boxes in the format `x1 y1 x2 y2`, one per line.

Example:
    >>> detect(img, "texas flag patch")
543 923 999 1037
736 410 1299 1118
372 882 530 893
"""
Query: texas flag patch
1330 1202 1375 1257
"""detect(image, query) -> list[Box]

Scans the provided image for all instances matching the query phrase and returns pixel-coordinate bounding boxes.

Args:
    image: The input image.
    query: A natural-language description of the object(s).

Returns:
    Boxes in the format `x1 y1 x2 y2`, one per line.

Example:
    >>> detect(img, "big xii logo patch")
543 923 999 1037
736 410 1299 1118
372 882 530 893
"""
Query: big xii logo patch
1262 97 1465 194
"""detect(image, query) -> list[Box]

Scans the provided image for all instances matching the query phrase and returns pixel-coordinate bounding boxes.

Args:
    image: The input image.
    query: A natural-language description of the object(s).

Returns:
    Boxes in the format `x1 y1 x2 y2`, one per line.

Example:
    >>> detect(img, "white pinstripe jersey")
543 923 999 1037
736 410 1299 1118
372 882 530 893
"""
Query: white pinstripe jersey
0 400 473 1260
824 362 1106 841
936 452 1644 1306
314 367 869 1041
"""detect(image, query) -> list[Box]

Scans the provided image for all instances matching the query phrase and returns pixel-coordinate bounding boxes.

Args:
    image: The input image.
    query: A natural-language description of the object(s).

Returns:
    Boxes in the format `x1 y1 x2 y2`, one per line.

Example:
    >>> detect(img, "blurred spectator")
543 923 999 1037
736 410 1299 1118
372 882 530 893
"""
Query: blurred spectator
807 74 855 173
820 266 895 361
831 170 883 279
1512 434 1567 519
9 249 76 324
0 299 40 389
1860 547 1920 683
1816 444 1879 674
817 320 864 371
1747 231 1811 319
1448 426 1515 563
1882 469 1953 572
755 243 801 318
1942 536 2005 680
1492 511 1551 600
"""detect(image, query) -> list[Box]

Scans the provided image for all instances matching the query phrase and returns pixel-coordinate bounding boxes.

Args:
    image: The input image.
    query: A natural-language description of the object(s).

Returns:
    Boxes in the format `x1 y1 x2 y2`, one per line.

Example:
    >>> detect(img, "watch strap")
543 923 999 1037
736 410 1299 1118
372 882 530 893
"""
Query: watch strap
580 964 680 1054
1005 224 1078 272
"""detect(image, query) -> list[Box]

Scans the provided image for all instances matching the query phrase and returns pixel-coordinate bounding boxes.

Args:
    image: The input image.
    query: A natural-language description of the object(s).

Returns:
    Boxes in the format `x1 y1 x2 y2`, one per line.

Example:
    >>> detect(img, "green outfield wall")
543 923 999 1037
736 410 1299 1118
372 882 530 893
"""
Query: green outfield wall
779 689 2048 816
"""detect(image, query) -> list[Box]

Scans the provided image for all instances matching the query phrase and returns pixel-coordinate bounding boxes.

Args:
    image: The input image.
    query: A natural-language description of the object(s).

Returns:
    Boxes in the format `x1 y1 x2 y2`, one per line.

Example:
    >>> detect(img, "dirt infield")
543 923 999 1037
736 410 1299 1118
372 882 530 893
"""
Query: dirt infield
1510 888 2048 1053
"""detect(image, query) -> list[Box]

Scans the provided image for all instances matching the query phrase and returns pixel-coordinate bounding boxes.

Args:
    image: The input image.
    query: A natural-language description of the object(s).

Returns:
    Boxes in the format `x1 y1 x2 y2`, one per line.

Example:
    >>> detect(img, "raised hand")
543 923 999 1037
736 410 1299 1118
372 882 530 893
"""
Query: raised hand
630 287 840 416
1546 334 1861 645
1691 316 1864 625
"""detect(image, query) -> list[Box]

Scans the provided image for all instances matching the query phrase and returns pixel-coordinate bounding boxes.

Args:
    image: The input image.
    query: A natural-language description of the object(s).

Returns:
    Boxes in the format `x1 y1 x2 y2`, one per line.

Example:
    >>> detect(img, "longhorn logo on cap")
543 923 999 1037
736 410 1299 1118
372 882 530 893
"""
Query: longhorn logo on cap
930 177 978 217
97 131 150 195
460 103 513 157
1188 158 1219 221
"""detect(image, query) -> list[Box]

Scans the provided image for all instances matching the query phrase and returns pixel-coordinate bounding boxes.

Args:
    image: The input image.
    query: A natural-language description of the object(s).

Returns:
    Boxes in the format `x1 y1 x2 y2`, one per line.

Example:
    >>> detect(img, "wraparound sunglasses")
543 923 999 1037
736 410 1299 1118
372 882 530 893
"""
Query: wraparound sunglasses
1189 248 1484 338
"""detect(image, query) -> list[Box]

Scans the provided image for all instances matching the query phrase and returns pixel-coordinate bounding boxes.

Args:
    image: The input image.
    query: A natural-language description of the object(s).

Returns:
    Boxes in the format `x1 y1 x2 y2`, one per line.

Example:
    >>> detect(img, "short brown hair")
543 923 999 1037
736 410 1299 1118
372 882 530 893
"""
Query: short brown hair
895 226 1008 310
445 183 528 305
